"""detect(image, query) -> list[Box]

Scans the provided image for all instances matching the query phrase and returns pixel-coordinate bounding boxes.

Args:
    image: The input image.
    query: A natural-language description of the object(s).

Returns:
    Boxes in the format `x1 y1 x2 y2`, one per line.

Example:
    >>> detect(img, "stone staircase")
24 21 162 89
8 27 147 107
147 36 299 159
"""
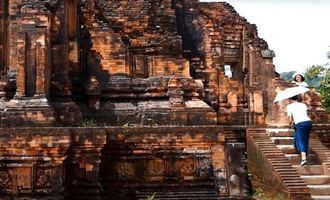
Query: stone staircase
135 187 221 200
247 129 311 199
267 128 330 200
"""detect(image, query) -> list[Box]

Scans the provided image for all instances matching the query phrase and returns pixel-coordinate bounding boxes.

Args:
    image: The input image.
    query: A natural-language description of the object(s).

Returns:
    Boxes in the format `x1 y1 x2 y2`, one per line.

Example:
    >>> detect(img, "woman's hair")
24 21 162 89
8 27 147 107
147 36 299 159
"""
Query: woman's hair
289 95 298 101
289 95 302 102
294 74 305 82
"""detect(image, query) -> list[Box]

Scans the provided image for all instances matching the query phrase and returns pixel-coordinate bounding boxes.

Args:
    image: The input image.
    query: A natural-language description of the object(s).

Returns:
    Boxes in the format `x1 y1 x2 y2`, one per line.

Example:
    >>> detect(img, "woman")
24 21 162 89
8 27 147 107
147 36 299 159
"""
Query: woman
292 72 308 87
287 95 312 166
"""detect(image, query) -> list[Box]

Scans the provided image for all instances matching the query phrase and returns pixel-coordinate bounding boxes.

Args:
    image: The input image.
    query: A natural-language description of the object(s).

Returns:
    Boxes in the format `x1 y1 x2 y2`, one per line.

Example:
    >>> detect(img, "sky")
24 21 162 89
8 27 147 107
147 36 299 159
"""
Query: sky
200 0 330 73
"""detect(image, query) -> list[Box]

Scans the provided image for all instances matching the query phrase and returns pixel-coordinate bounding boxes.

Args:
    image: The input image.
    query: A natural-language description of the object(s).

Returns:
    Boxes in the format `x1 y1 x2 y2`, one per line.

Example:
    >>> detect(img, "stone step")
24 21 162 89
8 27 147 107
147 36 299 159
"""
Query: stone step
286 153 317 165
135 190 220 200
308 185 330 195
302 175 330 185
310 147 330 153
312 195 330 200
312 124 330 130
285 154 301 165
295 165 324 175
277 144 297 154
137 196 220 200
136 195 221 199
266 128 294 137
271 137 293 145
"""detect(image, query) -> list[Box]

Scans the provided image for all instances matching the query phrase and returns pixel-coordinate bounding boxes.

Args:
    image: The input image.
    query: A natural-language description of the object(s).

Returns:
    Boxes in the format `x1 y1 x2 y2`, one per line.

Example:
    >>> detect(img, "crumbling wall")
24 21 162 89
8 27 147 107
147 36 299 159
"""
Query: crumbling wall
174 0 276 125
0 0 280 127
1 0 282 125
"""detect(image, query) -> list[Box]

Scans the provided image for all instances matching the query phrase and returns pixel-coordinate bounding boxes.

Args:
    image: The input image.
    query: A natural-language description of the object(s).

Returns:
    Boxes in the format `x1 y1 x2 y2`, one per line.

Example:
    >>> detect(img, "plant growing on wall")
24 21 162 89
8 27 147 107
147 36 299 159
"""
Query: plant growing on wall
304 49 330 111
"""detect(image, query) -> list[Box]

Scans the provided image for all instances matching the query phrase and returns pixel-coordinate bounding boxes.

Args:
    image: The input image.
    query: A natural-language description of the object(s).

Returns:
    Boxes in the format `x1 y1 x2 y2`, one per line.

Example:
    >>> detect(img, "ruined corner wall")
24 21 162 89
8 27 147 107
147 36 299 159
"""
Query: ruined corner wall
77 0 278 126
174 0 277 126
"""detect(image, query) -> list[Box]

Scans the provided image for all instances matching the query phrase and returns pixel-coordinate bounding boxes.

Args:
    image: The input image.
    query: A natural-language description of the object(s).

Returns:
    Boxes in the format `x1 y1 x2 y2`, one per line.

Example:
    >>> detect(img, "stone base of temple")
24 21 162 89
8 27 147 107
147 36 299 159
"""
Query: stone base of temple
0 126 244 200
52 100 83 127
218 111 264 126
99 126 229 198
0 128 69 198
1 96 55 127
81 99 216 126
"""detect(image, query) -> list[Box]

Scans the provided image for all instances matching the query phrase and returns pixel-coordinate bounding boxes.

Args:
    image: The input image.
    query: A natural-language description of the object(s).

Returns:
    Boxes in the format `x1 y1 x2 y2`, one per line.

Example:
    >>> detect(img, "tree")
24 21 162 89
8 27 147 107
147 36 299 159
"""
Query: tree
280 71 296 82
304 65 330 111
303 65 324 90
322 69 330 111
280 69 322 89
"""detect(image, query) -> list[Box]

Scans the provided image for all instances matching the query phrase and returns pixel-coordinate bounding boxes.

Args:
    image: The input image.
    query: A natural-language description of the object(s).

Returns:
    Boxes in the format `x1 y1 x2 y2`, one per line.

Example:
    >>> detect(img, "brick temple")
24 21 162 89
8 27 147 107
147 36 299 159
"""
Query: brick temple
0 0 329 199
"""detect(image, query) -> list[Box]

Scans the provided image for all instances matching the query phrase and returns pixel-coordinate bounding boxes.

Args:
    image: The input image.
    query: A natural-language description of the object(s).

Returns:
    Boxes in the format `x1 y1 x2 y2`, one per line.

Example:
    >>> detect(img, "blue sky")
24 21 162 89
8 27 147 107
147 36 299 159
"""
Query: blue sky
200 0 330 73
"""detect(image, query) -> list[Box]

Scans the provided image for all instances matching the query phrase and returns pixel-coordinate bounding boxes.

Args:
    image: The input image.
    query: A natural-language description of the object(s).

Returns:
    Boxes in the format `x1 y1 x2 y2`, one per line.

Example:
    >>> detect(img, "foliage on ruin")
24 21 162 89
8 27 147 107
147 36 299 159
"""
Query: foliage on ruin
147 192 156 200
280 63 330 111
83 117 99 127
304 64 330 111
304 65 325 89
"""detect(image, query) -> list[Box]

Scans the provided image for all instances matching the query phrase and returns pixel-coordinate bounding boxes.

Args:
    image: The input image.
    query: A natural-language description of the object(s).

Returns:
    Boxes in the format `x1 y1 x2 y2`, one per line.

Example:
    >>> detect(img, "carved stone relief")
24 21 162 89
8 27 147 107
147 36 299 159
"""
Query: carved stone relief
146 158 165 178
115 162 135 180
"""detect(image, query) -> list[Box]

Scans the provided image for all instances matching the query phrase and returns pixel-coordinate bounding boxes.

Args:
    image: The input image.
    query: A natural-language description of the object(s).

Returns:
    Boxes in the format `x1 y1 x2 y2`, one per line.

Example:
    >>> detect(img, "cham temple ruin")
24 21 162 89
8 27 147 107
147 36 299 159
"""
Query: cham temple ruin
0 0 330 199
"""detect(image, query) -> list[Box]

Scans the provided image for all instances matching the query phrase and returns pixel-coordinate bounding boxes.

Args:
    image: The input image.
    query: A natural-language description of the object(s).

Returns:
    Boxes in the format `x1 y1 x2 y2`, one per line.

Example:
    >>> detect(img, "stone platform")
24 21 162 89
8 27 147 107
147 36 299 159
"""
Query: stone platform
0 126 250 199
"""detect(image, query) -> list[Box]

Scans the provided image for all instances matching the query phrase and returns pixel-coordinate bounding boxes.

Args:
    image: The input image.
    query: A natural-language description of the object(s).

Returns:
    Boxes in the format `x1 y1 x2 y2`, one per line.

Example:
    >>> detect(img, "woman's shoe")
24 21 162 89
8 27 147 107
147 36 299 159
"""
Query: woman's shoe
300 160 307 166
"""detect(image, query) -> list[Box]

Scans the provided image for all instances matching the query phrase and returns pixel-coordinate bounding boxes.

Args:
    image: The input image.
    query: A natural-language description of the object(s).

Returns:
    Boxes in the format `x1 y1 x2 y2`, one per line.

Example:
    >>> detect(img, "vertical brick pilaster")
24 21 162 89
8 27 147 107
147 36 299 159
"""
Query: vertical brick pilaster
65 129 107 200
35 29 47 95
0 1 4 74
16 32 26 96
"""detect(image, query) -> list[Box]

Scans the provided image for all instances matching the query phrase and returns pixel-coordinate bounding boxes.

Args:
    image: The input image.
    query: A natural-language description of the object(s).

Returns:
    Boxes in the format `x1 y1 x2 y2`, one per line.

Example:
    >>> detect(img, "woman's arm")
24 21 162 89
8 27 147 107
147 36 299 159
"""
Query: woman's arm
289 115 294 125
287 104 294 125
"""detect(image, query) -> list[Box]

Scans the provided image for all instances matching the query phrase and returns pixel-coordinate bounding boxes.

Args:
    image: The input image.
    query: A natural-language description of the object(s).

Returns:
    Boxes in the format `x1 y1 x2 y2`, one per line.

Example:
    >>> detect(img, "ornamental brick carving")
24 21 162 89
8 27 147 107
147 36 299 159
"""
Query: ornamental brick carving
0 169 12 189
35 167 53 188
146 158 165 178
175 158 195 178
197 157 213 177
115 162 135 180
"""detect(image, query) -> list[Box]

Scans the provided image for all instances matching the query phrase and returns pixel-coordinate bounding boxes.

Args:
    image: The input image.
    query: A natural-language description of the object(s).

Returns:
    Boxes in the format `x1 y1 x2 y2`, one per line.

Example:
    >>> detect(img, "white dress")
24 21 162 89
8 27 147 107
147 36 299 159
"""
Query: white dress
293 81 308 87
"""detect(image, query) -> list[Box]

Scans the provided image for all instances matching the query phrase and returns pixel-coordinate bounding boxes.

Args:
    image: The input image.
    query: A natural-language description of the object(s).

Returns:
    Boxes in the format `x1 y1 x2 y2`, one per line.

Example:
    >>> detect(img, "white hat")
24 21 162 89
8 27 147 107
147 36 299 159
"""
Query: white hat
292 72 305 80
